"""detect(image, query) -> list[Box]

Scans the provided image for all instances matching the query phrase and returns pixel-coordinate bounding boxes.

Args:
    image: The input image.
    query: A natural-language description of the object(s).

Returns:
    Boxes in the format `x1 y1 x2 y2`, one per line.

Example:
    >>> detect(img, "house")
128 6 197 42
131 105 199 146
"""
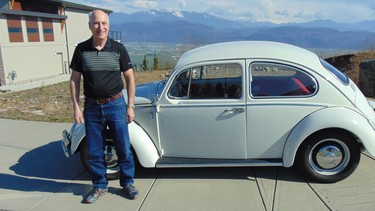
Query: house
0 0 111 86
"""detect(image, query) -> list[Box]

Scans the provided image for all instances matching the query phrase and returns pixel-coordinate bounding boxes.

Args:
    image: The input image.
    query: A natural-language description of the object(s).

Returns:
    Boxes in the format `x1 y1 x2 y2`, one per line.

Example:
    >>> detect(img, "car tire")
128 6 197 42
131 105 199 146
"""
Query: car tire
80 135 121 180
296 130 360 183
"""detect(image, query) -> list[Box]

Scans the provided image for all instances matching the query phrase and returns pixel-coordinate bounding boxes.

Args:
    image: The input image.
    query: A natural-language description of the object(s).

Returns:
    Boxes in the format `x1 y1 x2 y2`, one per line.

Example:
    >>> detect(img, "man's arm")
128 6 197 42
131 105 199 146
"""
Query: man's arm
70 70 83 123
123 68 135 123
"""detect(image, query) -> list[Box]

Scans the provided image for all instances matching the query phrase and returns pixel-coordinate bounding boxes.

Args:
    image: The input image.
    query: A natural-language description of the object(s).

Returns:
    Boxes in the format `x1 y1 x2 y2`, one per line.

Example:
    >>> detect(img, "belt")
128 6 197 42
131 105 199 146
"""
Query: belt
86 92 123 105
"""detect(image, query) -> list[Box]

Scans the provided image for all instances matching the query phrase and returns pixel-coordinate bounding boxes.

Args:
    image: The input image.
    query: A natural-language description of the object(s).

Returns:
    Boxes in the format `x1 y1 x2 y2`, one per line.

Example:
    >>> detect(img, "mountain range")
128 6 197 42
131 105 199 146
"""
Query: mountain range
110 9 375 50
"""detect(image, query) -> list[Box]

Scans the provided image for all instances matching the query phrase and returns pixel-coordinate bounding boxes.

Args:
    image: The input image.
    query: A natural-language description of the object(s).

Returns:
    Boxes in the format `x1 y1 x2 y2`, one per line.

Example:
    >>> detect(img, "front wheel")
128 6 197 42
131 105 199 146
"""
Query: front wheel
80 136 121 180
296 131 360 183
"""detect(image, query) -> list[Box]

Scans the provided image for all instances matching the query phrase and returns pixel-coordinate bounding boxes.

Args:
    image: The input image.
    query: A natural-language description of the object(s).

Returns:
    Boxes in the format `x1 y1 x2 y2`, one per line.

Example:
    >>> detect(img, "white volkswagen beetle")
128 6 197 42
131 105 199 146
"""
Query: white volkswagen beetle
61 41 375 183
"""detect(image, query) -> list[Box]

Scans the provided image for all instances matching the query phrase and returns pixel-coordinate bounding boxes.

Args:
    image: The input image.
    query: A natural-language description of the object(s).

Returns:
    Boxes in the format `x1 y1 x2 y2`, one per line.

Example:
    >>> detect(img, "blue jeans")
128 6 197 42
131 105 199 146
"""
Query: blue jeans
84 95 134 189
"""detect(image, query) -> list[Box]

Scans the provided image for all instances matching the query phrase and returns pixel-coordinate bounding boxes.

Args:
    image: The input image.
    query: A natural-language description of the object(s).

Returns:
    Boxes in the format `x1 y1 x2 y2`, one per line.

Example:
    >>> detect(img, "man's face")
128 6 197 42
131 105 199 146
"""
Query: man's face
89 11 109 42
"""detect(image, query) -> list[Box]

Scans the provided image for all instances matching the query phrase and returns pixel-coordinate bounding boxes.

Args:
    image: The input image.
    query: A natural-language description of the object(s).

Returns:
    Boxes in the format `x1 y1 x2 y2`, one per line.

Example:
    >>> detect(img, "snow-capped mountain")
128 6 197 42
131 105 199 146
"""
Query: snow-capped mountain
110 9 243 29
109 10 375 50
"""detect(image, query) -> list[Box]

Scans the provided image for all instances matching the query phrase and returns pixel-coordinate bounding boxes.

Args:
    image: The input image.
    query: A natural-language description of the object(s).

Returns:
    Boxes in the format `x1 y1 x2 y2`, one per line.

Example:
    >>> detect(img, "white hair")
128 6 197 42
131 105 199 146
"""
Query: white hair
88 10 109 24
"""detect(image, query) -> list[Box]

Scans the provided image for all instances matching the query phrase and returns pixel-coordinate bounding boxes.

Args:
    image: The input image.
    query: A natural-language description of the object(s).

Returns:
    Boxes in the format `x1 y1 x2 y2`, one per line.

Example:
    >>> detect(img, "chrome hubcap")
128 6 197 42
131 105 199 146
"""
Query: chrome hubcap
104 145 118 167
104 140 120 173
316 146 343 169
309 139 350 175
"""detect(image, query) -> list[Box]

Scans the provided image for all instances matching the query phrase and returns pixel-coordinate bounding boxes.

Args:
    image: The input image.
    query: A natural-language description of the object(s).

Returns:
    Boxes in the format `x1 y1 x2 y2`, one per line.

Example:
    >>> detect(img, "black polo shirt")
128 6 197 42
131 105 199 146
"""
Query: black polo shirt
70 37 133 99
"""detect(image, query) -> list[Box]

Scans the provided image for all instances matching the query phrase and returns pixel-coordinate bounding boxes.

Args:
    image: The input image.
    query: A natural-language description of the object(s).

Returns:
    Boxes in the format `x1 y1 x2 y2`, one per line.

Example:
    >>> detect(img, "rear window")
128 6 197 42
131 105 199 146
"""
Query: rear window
250 62 317 97
320 58 349 85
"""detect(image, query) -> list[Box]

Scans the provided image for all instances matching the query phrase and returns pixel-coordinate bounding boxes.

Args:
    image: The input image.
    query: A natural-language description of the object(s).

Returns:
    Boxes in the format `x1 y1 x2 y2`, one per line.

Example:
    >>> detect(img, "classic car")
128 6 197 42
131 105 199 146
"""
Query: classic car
61 41 375 183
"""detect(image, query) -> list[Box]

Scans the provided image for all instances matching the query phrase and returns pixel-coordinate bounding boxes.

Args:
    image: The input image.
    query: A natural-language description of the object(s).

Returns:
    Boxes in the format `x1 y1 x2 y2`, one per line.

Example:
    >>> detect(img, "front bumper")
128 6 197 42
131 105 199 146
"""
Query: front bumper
61 129 72 158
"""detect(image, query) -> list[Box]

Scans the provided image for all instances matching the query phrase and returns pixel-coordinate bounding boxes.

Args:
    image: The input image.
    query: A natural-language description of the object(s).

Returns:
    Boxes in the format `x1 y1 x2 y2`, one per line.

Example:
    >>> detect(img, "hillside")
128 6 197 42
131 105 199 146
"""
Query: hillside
326 51 375 85
247 27 375 50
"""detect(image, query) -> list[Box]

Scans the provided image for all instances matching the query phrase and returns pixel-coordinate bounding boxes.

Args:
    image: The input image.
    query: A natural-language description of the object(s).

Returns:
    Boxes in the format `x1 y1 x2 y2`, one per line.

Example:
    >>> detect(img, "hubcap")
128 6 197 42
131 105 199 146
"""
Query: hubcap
103 140 120 173
316 145 343 169
104 145 118 167
309 139 350 175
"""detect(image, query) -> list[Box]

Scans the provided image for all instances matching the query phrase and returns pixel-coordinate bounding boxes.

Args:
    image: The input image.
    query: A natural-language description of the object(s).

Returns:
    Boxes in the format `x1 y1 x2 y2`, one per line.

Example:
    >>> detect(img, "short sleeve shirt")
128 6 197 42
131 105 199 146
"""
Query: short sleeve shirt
70 37 133 99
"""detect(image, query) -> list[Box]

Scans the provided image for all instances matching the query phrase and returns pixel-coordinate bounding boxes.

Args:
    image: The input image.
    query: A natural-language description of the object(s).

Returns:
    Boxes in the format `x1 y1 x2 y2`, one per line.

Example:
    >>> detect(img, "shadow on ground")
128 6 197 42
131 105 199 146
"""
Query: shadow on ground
3 140 306 195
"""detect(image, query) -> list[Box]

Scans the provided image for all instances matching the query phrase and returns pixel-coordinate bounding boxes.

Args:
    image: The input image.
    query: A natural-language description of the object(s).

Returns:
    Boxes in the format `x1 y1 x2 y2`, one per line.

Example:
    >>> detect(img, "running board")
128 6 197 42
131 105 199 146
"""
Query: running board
156 157 283 168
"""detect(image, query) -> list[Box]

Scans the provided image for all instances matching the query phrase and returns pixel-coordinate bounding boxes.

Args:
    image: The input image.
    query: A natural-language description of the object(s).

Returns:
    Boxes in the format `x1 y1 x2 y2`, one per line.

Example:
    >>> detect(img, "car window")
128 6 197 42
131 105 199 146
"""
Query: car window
320 58 349 85
168 63 242 99
168 70 190 98
250 63 317 97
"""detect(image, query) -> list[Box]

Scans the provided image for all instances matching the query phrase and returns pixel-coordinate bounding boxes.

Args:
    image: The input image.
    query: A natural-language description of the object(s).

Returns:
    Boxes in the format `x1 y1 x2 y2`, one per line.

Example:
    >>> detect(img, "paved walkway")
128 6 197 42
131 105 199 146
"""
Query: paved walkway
1 118 375 211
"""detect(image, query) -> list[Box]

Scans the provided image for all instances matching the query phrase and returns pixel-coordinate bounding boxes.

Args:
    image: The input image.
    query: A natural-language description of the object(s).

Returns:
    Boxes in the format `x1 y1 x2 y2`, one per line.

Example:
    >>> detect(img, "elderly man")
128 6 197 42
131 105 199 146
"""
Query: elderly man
69 9 138 203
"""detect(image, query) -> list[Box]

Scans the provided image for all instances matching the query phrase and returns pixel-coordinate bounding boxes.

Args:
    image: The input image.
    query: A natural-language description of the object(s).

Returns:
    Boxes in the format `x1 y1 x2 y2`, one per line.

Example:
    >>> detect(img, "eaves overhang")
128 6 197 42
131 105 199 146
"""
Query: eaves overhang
0 9 67 19
46 0 112 14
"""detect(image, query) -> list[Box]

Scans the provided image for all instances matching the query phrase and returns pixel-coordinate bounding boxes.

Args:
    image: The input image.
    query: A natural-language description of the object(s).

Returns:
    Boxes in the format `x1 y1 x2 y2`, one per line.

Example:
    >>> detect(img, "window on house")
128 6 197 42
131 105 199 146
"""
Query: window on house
42 18 54 42
7 15 23 42
26 16 39 42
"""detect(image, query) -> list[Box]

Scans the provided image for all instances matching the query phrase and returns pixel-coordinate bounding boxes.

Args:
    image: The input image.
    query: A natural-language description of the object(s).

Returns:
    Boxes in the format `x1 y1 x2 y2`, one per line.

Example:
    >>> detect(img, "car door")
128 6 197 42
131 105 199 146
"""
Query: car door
157 61 247 159
246 61 321 159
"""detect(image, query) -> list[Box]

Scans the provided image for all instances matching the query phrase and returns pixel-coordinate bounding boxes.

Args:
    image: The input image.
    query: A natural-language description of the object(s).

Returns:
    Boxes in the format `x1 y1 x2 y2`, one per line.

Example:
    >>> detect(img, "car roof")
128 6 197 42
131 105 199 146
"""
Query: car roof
174 41 321 70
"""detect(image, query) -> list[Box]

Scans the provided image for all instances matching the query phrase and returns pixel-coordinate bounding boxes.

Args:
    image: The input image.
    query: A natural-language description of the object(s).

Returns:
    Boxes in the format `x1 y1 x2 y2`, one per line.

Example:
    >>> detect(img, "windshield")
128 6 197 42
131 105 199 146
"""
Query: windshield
136 80 167 102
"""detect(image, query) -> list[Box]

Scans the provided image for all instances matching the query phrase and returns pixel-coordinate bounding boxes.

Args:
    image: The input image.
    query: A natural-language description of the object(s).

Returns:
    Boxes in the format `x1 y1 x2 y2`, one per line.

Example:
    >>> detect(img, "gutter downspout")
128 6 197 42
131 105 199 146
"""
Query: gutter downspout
63 7 71 74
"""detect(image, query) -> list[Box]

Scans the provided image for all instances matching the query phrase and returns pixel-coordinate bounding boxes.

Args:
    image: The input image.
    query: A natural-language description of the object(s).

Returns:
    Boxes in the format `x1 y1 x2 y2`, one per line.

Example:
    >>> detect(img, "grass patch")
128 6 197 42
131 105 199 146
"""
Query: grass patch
0 70 169 123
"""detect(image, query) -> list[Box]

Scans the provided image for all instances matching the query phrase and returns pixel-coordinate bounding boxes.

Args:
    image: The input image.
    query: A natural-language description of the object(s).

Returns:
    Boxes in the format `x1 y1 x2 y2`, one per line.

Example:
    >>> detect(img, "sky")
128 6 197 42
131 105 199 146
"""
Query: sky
67 0 375 24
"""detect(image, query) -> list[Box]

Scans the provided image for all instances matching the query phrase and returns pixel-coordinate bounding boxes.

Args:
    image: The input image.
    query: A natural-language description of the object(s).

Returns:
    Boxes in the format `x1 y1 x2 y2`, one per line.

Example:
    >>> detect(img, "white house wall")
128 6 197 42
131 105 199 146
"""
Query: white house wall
64 8 92 65
0 2 110 86
2 42 66 84
0 15 8 43
1 17 68 84
0 14 6 85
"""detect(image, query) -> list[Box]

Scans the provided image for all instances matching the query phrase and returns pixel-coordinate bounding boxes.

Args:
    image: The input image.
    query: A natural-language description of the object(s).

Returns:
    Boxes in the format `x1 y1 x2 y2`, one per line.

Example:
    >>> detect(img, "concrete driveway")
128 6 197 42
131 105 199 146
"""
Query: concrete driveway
1 118 375 211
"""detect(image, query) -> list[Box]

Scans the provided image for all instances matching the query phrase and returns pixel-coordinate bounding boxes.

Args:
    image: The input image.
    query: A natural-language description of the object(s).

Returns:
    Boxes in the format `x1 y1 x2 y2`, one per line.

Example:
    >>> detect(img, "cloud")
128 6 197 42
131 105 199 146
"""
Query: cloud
130 0 158 9
274 10 289 17
177 0 187 8
68 0 375 23
294 11 325 21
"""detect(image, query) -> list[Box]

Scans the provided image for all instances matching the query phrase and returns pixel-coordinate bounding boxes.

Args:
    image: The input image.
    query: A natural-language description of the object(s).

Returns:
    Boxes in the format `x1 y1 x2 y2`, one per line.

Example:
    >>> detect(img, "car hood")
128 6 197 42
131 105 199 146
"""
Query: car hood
123 80 167 105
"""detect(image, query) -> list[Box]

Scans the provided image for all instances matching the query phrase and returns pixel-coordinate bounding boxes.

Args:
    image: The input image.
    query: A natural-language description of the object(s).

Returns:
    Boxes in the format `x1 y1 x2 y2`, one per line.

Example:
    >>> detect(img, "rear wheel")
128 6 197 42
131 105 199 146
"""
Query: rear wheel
297 131 360 183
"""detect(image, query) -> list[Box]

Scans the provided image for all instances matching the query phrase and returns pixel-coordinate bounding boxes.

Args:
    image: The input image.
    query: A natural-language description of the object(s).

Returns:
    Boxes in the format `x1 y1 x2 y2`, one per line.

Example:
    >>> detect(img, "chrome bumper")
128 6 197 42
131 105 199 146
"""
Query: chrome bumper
61 129 72 158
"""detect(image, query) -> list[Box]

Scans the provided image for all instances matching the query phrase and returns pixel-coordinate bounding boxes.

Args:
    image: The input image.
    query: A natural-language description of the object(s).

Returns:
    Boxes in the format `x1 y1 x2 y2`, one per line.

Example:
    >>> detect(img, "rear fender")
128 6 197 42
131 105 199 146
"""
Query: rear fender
283 107 375 167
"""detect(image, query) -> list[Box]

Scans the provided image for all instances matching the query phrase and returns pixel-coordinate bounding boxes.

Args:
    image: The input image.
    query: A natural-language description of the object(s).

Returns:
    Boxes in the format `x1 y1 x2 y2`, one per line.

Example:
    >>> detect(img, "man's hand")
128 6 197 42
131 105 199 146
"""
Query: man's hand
73 107 84 124
123 68 136 124
70 70 83 123
126 107 135 123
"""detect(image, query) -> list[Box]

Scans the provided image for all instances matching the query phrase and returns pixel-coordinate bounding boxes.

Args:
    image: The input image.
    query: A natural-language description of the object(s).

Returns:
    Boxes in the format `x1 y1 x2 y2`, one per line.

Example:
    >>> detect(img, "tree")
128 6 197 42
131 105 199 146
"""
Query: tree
152 53 159 70
142 55 148 71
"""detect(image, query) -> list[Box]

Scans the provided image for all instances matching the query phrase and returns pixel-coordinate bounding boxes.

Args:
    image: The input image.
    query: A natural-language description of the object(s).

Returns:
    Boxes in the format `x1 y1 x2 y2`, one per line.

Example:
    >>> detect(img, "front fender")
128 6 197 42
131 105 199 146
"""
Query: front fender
64 122 160 167
61 123 86 157
128 122 160 167
283 107 375 167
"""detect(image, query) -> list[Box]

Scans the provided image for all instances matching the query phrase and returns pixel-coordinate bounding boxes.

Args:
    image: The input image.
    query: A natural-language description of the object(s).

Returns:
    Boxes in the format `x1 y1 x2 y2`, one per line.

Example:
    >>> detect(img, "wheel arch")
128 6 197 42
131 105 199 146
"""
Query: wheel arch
283 107 375 167
128 122 160 167
69 122 160 168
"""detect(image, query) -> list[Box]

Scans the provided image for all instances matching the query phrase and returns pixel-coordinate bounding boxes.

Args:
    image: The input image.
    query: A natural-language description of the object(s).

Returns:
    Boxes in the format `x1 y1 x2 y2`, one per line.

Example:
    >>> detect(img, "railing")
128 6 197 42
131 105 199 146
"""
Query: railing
109 31 122 43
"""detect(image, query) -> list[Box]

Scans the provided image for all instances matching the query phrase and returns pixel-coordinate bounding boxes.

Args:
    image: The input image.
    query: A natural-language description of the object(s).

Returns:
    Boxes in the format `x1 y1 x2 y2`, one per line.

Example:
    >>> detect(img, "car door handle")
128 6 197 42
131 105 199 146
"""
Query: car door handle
224 108 245 113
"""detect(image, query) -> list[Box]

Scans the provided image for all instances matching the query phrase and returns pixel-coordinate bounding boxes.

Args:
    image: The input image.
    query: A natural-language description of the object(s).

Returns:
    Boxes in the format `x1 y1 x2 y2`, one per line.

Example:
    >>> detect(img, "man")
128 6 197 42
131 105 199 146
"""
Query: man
69 9 138 203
